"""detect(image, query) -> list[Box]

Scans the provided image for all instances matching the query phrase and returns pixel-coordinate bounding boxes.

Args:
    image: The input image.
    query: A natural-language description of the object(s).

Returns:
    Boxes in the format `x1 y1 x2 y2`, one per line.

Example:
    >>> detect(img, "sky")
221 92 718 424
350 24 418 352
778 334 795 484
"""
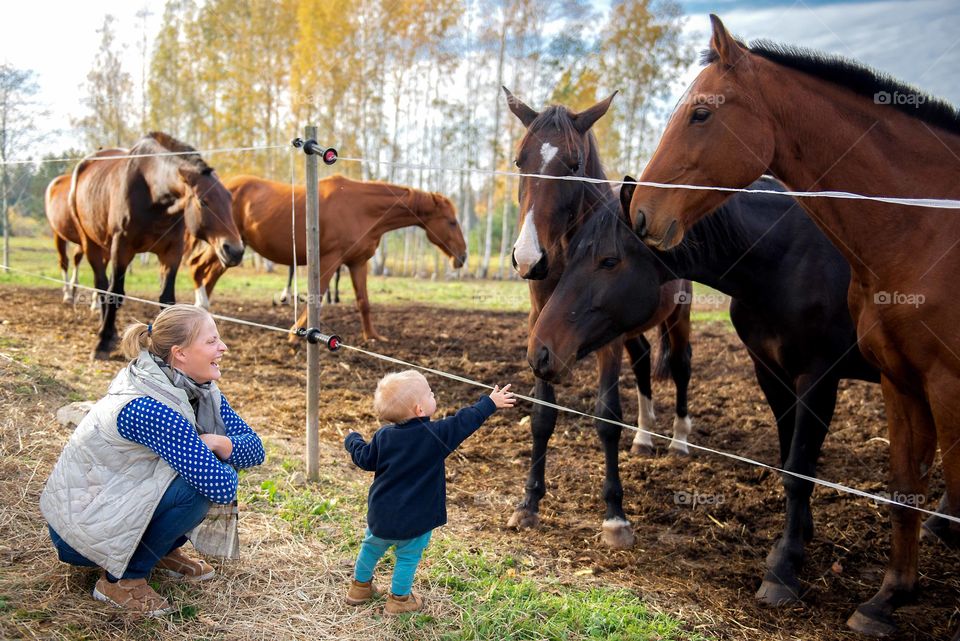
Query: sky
1 0 958 161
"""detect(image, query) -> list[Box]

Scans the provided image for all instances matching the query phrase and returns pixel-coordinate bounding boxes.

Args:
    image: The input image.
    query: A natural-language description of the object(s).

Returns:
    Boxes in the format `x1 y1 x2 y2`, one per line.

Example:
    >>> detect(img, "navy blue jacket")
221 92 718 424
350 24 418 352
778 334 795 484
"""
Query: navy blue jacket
344 396 497 539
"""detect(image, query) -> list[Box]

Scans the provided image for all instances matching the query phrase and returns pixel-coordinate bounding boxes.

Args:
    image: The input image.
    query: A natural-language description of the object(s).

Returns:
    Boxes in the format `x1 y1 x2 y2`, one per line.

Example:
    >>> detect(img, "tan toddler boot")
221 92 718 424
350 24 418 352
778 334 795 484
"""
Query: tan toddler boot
384 592 423 615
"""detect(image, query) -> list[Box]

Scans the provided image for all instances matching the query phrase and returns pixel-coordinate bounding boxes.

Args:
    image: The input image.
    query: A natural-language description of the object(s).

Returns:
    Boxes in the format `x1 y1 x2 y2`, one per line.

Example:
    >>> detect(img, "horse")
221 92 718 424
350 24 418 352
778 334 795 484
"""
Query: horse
186 174 467 341
276 264 342 306
69 132 244 359
627 15 960 636
531 174 881 607
44 173 84 304
504 88 694 549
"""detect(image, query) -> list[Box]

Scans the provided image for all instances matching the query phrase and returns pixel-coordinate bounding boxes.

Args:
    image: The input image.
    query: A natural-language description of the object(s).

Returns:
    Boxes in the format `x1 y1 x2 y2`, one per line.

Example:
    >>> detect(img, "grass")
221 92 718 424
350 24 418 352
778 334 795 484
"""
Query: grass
1 235 732 323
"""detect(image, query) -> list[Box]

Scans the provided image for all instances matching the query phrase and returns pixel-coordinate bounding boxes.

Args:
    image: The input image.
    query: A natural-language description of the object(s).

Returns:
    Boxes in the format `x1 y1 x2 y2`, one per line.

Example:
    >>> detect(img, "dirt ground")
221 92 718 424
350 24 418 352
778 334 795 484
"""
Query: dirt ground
1 285 958 640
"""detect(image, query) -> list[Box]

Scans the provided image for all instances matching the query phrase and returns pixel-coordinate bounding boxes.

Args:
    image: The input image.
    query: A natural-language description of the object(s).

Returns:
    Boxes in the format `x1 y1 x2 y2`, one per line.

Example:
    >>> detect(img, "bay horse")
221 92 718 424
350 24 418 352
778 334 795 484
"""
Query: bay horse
532 175 880 607
628 15 960 636
70 132 244 359
186 174 467 341
44 173 84 303
504 88 694 549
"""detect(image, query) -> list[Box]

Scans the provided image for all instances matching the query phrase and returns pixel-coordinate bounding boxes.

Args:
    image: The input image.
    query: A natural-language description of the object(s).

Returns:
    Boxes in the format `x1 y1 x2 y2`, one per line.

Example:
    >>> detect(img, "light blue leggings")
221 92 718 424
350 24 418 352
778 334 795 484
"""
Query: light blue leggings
353 528 432 596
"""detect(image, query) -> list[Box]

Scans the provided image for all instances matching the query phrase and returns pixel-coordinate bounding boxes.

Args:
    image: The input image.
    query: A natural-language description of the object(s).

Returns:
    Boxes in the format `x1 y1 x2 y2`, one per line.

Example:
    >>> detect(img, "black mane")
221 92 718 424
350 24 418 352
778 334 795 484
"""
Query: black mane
702 40 960 134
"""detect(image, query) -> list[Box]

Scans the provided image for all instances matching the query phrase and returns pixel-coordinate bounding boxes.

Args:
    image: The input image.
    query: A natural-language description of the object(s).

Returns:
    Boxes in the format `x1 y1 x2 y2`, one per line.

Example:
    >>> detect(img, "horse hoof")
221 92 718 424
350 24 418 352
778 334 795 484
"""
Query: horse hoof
756 579 801 606
601 519 635 549
630 443 654 457
847 609 897 638
507 508 540 530
667 446 690 458
91 349 112 361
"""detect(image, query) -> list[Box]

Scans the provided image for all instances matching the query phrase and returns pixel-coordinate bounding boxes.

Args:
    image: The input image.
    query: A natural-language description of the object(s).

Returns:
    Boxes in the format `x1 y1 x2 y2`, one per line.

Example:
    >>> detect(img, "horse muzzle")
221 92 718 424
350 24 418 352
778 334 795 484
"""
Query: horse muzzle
218 241 245 268
451 253 467 269
527 344 569 383
512 249 548 280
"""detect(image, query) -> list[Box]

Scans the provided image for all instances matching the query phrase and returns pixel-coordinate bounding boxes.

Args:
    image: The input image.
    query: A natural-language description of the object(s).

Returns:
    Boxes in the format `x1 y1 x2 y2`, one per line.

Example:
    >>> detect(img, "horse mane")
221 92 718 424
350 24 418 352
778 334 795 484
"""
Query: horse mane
703 41 960 134
131 131 213 172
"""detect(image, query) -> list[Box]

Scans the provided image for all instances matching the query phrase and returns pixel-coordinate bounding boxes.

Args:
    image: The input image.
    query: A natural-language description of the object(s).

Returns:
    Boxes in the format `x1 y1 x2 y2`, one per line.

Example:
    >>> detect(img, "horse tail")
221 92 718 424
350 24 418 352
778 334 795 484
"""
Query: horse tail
653 323 672 382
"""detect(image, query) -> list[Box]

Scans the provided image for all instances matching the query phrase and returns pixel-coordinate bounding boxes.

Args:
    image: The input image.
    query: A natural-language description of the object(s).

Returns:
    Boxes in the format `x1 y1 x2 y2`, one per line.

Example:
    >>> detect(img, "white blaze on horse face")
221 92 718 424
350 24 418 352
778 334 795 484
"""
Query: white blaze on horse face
512 208 543 275
539 142 558 174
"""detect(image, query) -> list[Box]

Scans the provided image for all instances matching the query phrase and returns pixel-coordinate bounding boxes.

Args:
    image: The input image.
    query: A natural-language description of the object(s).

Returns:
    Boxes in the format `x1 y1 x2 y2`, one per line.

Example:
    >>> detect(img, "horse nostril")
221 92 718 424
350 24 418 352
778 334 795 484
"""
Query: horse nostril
634 211 647 238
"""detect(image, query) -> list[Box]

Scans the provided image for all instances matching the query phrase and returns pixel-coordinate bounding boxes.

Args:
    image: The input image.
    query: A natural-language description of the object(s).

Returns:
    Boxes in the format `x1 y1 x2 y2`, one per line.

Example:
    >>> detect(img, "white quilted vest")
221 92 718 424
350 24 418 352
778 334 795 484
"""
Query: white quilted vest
40 351 220 578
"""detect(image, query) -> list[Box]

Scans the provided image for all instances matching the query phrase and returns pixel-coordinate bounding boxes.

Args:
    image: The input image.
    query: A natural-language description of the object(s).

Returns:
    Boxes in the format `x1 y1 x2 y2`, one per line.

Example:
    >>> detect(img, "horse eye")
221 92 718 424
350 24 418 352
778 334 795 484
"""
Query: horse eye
599 257 620 270
690 107 712 124
514 157 521 168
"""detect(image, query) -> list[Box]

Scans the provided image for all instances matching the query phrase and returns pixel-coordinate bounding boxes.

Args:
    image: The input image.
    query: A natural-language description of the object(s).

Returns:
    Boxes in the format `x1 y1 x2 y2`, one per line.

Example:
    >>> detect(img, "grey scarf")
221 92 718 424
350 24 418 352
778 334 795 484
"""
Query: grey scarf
149 353 226 437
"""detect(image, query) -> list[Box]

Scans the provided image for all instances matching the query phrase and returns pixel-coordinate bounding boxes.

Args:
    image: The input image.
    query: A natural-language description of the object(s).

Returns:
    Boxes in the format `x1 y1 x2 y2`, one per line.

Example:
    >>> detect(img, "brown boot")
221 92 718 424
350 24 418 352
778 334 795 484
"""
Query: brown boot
345 578 381 605
155 548 216 582
384 592 423 616
92 574 174 616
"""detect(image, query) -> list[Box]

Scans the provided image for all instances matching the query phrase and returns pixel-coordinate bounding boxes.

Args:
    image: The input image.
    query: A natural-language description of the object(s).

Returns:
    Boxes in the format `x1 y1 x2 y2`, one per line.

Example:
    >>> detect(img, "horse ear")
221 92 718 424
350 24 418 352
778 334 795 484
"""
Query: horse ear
177 165 200 183
503 86 538 128
619 175 637 224
573 91 617 134
709 14 746 67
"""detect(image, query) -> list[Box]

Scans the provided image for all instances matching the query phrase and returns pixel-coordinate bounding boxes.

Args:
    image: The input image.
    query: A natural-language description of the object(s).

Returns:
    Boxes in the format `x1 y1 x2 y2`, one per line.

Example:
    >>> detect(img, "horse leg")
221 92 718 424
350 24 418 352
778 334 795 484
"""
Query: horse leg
921 380 960 548
334 265 342 304
596 341 633 549
624 336 657 456
195 253 226 309
847 376 937 637
70 245 83 304
348 261 386 341
93 239 133 359
279 264 294 305
757 368 836 607
54 234 72 303
664 312 693 456
507 377 557 530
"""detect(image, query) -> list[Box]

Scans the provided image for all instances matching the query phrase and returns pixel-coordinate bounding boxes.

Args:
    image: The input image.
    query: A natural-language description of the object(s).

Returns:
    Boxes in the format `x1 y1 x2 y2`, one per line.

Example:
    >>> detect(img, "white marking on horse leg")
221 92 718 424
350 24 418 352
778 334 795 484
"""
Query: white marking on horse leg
279 285 290 304
602 517 632 529
61 269 71 302
512 209 542 275
632 392 655 448
539 142 558 173
194 287 210 309
669 415 693 456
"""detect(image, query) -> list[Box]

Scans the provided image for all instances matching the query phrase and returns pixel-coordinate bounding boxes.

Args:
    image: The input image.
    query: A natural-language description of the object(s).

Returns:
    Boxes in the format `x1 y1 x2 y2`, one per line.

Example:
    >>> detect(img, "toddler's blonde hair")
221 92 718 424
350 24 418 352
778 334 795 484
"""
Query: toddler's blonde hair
373 370 430 423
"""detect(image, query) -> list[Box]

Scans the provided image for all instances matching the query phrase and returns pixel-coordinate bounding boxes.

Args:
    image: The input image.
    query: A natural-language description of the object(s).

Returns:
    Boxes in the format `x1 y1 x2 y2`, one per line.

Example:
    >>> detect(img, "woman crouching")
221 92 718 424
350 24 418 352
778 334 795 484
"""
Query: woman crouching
40 305 265 615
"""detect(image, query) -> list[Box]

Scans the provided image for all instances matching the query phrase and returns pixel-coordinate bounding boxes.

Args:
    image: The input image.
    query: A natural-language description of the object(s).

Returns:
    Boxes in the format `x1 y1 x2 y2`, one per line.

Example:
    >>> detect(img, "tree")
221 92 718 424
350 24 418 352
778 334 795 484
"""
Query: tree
0 64 40 268
75 14 135 148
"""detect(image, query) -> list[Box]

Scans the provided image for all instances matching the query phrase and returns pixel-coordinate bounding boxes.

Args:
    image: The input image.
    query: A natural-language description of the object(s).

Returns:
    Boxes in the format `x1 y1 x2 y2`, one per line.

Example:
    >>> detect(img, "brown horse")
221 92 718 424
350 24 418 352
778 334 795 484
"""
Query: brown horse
629 15 960 637
187 174 467 341
44 173 85 303
70 132 244 359
504 88 694 549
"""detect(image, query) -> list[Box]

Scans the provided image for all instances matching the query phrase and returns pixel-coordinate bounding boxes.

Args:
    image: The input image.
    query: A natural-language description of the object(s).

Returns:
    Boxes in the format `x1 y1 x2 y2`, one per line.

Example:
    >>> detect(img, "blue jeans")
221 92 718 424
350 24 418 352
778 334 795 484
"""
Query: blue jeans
354 528 432 596
49 476 211 580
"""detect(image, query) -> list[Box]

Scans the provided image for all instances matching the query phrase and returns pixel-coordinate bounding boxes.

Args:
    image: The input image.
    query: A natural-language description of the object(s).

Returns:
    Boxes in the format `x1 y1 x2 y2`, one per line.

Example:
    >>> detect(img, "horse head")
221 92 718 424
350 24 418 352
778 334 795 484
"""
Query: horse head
177 164 245 268
416 191 467 269
504 87 617 280
528 177 667 382
630 15 774 249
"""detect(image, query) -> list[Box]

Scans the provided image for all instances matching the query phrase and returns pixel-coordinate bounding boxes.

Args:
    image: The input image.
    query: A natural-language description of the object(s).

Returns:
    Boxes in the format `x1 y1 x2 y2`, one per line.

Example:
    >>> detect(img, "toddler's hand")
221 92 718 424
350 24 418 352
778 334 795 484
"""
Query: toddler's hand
490 384 516 409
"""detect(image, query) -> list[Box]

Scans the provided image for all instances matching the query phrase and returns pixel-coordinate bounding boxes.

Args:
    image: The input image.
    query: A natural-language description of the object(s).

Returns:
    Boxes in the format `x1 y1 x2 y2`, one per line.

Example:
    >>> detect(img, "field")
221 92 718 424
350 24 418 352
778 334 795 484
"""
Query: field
0 242 956 640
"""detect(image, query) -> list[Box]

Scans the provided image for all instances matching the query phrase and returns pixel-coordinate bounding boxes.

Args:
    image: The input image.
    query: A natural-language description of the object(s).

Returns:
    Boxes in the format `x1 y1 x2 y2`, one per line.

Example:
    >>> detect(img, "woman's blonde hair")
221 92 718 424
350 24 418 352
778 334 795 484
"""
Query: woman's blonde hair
120 304 213 361
373 370 429 423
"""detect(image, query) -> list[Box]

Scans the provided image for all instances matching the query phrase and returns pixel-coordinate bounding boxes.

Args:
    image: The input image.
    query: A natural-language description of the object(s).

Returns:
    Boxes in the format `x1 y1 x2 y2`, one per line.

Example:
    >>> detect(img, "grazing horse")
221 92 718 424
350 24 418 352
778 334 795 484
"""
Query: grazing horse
532 175 880 606
628 15 960 636
44 173 84 303
186 174 467 341
504 88 694 549
70 132 244 359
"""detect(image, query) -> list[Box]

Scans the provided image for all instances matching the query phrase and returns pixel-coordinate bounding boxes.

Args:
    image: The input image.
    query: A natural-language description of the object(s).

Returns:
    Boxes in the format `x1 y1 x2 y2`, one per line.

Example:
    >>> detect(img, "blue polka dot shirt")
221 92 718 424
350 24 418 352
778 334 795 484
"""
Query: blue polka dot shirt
117 395 265 504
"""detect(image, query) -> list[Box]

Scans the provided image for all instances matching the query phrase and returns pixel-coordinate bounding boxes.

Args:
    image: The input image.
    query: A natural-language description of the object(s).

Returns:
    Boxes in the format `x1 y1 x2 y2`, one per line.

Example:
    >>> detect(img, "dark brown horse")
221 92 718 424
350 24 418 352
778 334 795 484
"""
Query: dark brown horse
629 15 960 637
70 132 244 359
504 88 694 549
44 173 84 303
186 174 467 341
